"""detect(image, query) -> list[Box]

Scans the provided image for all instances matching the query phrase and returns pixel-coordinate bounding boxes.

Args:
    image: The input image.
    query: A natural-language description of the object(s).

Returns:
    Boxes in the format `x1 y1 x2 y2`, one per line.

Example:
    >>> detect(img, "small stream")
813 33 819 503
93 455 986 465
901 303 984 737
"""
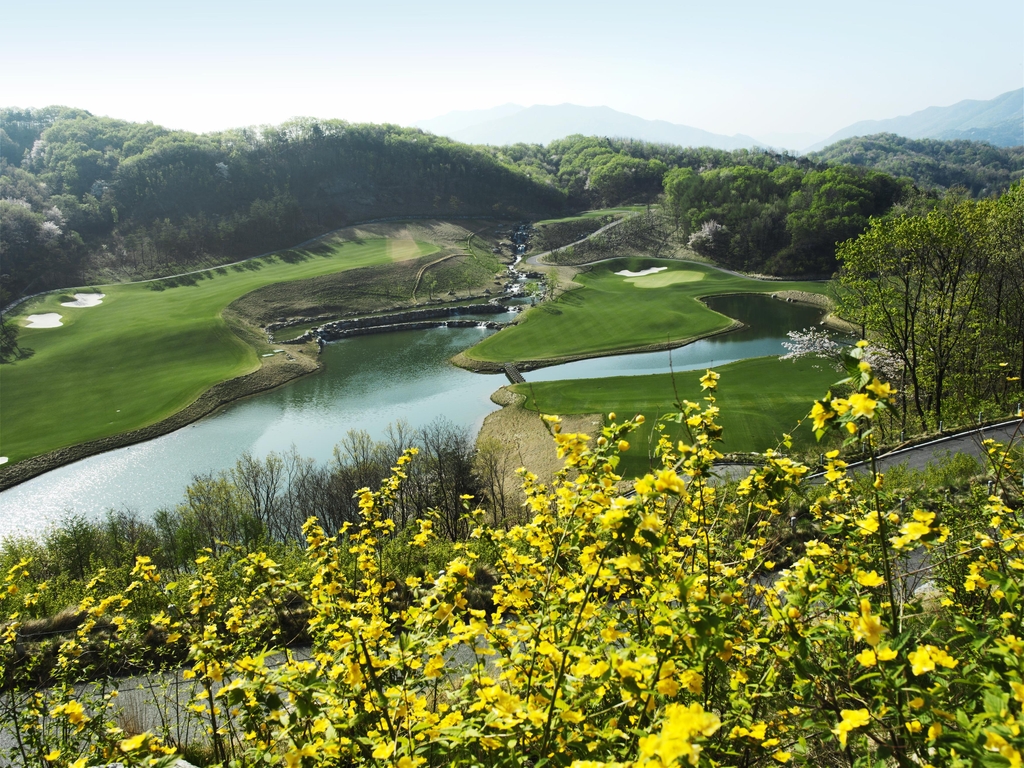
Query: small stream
0 295 825 537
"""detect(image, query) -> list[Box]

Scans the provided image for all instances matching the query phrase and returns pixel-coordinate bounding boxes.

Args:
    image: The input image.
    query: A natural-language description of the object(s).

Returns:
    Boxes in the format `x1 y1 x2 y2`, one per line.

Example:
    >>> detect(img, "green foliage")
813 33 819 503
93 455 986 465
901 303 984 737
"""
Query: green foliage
836 183 1024 430
0 109 566 297
810 133 1024 197
664 163 909 276
2 355 1023 767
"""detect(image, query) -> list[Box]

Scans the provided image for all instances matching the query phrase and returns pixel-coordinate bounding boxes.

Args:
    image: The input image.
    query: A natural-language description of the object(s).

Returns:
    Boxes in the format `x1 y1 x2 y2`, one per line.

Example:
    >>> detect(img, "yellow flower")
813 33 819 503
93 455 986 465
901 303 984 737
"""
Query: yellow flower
856 511 880 535
847 392 878 419
855 649 877 667
908 647 934 675
700 370 720 390
809 401 835 431
854 599 885 647
876 646 898 661
857 570 885 587
372 741 395 759
43 750 61 762
120 732 148 752
866 378 895 399
908 645 957 676
833 708 871 747
639 703 721 766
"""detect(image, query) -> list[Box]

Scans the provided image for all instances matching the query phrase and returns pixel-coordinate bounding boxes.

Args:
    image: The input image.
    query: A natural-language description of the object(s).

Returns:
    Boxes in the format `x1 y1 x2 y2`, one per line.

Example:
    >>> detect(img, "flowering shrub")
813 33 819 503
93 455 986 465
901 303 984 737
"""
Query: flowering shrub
1 349 1022 767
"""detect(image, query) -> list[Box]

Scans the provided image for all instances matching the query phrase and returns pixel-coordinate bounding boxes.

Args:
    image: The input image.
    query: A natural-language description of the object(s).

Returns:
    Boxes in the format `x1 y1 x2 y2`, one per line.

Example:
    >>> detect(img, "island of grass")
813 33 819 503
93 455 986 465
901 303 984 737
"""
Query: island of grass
463 258 829 366
0 219 520 479
511 355 842 478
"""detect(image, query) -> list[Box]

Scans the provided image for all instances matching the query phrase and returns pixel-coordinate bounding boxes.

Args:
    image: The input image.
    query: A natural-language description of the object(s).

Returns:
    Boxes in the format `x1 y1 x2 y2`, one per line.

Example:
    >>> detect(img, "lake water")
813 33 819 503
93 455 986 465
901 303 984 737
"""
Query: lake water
0 294 825 537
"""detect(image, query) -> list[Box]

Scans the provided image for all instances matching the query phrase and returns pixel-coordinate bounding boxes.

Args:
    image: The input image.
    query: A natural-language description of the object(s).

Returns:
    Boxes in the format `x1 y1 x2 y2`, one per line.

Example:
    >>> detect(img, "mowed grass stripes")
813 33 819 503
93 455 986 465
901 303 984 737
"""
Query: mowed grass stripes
512 355 840 478
1 238 436 463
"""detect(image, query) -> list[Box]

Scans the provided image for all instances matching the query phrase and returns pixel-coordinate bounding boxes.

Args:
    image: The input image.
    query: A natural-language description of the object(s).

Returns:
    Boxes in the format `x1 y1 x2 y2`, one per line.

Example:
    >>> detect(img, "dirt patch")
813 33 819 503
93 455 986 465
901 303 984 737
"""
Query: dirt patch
231 220 512 328
477 387 602 488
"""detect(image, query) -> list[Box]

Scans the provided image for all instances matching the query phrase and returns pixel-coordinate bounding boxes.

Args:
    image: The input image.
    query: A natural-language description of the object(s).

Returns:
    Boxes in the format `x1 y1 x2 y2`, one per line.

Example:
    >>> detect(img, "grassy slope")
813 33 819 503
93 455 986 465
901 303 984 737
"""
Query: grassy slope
466 258 826 363
533 207 646 225
512 355 841 477
1 239 436 463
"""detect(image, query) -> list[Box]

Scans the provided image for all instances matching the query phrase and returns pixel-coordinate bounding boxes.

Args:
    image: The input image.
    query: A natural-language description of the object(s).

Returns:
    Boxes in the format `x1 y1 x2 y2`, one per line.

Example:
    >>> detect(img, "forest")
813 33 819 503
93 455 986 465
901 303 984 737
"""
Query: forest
0 107 566 299
809 133 1024 196
4 107 1022 305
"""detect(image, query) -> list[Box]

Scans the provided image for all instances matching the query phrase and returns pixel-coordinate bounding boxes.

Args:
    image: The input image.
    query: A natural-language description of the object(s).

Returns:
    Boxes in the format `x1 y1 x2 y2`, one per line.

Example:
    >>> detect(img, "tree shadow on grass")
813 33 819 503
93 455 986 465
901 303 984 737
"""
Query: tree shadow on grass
0 346 35 363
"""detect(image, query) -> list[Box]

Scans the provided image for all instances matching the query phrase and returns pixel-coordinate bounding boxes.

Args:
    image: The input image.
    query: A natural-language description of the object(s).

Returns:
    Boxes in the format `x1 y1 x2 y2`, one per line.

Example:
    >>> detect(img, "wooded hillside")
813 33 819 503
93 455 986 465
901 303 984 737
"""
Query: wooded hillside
0 108 566 298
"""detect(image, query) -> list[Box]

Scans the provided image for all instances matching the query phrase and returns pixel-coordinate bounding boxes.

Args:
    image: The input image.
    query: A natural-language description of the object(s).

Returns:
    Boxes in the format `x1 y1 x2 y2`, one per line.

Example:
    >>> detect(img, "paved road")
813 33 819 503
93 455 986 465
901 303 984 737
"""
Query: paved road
705 418 1024 486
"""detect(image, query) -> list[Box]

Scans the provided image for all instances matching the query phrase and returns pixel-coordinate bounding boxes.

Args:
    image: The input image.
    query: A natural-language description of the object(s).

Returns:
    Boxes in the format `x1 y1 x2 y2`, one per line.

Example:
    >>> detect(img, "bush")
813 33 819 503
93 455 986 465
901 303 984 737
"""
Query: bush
1 351 1022 767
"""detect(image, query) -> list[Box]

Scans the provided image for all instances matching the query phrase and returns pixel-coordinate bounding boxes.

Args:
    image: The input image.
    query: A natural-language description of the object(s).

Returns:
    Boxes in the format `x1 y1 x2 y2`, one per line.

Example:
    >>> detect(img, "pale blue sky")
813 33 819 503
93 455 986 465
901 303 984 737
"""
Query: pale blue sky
4 0 1022 145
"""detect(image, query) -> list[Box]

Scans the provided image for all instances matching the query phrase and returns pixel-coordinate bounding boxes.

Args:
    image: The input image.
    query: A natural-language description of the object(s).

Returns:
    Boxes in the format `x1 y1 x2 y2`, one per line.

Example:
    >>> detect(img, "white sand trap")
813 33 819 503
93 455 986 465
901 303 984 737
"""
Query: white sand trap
0 457 8 466
25 313 63 328
615 267 667 277
61 292 105 307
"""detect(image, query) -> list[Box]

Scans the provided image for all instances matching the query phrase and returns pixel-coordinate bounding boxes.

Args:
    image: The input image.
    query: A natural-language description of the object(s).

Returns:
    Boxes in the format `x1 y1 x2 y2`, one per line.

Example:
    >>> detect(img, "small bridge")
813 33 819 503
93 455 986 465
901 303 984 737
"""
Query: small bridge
503 363 526 385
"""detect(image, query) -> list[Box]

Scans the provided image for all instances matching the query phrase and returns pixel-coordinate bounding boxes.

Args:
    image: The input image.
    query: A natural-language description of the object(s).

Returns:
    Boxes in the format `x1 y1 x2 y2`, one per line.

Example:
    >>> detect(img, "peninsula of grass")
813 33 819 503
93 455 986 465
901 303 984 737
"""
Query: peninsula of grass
511 355 841 478
1 237 437 465
465 258 826 365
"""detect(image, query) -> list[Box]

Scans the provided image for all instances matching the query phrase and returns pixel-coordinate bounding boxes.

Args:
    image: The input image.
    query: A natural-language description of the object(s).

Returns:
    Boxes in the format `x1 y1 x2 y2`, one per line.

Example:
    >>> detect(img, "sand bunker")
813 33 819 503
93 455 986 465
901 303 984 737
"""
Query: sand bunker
25 313 63 328
61 292 105 307
615 267 667 277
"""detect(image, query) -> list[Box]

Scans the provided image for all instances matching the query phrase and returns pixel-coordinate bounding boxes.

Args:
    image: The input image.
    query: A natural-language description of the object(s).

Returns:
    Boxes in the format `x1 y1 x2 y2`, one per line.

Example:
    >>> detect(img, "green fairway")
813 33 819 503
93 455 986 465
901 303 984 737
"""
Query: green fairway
466 258 826 363
1 238 437 463
512 355 841 477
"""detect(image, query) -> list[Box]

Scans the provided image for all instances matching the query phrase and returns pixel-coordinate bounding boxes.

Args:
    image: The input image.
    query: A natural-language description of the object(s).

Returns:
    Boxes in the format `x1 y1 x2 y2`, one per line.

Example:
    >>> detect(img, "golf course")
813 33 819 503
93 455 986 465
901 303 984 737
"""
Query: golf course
464 258 828 364
0 236 436 464
511 355 841 477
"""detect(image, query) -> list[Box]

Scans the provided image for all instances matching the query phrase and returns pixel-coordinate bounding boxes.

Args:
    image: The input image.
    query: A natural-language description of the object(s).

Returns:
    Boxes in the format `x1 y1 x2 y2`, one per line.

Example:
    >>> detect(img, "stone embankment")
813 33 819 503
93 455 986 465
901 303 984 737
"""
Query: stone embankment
280 303 513 345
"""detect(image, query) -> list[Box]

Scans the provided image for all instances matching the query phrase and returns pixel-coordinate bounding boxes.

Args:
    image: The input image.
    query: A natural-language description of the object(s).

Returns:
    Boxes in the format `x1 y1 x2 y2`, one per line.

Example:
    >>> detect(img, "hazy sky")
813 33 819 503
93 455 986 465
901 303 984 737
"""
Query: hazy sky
4 0 1022 145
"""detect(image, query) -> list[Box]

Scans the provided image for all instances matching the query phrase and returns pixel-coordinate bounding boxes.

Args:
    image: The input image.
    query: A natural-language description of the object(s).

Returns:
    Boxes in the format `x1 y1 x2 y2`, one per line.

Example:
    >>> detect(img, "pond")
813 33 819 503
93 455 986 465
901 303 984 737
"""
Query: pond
526 293 826 381
0 295 826 538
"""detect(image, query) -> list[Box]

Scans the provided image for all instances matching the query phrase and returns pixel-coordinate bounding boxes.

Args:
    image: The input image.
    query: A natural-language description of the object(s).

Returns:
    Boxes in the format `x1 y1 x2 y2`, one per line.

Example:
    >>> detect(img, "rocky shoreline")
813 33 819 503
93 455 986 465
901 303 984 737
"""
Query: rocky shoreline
281 303 514 344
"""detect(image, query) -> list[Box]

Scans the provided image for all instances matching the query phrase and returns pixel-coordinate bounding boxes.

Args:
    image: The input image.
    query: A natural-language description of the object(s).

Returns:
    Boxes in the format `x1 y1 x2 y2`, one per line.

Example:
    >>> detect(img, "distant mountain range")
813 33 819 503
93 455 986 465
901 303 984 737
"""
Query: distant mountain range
416 91 1023 153
415 104 762 151
808 89 1023 150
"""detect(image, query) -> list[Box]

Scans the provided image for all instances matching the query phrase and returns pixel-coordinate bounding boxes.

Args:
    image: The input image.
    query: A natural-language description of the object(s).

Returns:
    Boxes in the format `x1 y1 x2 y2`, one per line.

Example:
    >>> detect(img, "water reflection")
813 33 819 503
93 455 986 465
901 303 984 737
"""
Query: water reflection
0 295 828 536
529 294 825 381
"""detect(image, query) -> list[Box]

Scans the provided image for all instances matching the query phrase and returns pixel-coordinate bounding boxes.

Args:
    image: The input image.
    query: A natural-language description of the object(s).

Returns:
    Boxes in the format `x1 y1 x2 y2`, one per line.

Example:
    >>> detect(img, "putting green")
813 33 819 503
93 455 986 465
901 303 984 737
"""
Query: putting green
626 270 703 288
466 258 826 363
1 238 437 464
512 355 841 478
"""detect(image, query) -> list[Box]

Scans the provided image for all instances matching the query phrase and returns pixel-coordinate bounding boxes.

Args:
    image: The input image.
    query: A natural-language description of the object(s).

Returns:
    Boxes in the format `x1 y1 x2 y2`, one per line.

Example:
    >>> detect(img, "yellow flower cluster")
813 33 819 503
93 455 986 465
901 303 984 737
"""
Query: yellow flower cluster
2 355 1023 768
